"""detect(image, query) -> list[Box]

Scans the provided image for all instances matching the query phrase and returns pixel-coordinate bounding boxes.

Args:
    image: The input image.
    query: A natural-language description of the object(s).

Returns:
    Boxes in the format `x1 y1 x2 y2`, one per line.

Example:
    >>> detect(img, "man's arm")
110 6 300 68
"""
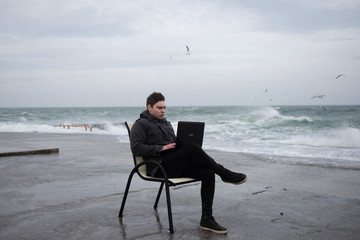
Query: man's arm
130 121 163 157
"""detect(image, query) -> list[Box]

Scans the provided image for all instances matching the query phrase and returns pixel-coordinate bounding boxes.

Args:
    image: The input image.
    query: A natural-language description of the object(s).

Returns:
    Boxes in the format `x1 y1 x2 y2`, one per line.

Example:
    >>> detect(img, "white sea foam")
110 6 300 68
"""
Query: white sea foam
0 122 128 136
281 127 360 148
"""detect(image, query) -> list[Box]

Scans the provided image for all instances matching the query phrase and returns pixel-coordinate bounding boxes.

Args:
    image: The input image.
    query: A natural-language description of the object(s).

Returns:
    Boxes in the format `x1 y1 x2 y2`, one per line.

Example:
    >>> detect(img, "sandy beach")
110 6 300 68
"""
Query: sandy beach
0 132 359 240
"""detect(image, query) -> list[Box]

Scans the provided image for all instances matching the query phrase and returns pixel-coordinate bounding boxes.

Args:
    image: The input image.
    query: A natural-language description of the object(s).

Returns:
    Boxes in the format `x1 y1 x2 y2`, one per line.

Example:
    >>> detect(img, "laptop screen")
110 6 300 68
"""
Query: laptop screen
176 121 205 147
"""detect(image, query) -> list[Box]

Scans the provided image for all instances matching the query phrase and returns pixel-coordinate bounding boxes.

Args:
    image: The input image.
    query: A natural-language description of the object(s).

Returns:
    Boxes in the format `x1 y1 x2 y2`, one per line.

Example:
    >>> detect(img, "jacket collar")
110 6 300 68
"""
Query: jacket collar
140 110 167 123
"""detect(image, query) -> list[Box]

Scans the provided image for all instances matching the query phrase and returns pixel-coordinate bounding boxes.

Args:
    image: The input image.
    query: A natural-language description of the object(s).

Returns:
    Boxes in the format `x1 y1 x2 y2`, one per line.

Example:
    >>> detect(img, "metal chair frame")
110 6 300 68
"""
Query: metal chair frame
118 121 199 233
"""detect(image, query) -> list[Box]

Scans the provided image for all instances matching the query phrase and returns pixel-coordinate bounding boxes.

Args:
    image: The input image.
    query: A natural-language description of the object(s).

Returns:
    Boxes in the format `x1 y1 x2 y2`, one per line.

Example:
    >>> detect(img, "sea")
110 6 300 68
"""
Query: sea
1 105 360 169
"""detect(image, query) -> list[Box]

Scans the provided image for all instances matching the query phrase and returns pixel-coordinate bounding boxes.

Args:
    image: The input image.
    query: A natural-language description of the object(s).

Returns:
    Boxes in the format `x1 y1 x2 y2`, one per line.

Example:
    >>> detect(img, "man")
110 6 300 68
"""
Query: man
130 92 247 234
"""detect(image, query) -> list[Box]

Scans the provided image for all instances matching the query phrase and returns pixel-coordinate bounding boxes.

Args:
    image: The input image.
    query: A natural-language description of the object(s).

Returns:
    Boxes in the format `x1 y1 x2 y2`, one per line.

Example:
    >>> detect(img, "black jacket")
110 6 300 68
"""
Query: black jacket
130 110 176 175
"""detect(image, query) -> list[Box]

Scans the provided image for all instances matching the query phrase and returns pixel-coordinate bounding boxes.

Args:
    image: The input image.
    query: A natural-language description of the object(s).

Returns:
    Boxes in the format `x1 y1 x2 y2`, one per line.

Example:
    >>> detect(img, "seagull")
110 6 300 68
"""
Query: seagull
311 94 325 99
185 45 191 55
264 89 268 93
336 74 345 79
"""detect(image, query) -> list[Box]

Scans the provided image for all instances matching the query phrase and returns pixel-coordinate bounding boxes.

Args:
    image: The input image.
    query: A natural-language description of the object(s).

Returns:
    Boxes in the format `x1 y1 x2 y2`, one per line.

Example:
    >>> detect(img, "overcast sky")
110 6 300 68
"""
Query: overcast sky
1 0 359 107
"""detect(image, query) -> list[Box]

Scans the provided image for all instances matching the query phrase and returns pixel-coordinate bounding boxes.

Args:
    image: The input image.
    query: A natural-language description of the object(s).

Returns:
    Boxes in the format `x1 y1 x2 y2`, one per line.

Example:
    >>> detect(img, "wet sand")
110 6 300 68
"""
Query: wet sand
0 132 359 240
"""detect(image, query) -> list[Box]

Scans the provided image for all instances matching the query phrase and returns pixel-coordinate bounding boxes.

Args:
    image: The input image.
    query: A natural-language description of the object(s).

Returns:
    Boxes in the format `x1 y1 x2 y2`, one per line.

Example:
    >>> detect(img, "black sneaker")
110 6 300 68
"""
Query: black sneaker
200 216 228 234
221 170 247 185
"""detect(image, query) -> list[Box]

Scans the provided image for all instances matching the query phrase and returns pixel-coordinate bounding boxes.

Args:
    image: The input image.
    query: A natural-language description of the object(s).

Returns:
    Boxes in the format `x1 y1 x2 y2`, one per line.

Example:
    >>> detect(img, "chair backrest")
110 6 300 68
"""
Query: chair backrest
124 122 147 177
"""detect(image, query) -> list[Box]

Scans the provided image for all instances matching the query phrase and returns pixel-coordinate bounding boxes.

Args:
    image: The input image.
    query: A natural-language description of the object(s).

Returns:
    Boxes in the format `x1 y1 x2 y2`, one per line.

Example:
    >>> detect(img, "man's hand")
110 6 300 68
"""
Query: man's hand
161 143 176 151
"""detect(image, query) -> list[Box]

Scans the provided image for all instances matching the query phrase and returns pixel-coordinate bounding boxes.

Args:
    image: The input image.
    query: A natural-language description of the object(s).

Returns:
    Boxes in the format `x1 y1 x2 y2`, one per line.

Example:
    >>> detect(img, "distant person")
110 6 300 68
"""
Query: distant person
130 92 247 234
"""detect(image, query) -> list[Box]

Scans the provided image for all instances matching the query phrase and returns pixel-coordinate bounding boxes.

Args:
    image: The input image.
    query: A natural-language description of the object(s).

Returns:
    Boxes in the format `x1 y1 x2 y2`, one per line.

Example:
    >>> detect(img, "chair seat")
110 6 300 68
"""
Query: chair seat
141 175 197 185
135 156 197 185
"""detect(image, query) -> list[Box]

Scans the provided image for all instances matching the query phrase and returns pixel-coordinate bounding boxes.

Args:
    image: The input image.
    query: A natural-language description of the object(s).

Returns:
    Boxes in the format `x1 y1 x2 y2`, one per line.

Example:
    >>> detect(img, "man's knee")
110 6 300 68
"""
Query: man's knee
183 142 204 155
200 169 215 182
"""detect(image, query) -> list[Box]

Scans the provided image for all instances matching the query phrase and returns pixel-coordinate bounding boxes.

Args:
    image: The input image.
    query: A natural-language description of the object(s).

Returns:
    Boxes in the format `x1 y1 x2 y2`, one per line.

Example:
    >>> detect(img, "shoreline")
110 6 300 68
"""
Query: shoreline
1 132 359 239
2 131 359 170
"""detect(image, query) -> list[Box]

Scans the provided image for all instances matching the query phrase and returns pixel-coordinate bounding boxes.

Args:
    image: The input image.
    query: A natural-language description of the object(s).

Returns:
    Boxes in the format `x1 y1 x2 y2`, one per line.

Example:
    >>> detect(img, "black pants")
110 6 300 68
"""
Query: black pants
154 142 219 207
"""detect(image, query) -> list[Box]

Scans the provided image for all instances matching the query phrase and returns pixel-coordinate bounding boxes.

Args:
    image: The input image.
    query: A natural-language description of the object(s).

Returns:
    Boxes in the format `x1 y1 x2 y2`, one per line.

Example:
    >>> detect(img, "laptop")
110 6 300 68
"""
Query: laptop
176 121 205 148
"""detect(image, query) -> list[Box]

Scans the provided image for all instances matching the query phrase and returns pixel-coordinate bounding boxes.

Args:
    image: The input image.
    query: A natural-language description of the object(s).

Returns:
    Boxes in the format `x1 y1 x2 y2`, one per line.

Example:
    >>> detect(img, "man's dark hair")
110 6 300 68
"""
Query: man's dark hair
146 92 165 107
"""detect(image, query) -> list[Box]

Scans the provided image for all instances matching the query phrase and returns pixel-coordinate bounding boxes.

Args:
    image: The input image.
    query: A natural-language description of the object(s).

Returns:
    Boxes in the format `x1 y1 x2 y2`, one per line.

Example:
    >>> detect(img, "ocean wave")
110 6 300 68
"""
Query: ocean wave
1 105 360 168
247 107 313 127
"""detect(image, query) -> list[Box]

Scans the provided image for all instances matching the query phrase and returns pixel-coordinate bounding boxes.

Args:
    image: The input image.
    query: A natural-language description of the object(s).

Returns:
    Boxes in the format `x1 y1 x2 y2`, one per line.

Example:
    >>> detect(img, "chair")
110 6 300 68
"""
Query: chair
118 121 199 233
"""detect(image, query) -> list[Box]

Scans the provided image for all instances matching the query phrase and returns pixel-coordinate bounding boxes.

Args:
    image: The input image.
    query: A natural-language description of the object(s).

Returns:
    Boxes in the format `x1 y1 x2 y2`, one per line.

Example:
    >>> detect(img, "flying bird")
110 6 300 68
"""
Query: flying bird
336 74 345 79
311 95 325 99
185 45 191 55
264 89 268 93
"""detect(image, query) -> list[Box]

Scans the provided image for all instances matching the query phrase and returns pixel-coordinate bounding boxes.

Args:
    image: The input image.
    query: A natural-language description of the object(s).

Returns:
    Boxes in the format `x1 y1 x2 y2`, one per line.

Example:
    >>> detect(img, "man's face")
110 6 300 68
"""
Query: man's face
148 101 166 120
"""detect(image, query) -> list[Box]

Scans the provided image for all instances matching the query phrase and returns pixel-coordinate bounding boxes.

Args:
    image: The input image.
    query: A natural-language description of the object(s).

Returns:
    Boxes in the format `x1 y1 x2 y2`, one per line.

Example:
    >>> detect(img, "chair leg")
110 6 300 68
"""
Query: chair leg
154 181 174 233
119 168 174 233
164 181 174 233
118 169 137 218
154 182 164 209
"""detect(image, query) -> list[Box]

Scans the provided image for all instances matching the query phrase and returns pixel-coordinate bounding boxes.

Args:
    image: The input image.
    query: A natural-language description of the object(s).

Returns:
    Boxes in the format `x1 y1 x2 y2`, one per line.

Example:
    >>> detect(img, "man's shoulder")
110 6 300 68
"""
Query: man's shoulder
135 117 149 124
133 117 151 129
